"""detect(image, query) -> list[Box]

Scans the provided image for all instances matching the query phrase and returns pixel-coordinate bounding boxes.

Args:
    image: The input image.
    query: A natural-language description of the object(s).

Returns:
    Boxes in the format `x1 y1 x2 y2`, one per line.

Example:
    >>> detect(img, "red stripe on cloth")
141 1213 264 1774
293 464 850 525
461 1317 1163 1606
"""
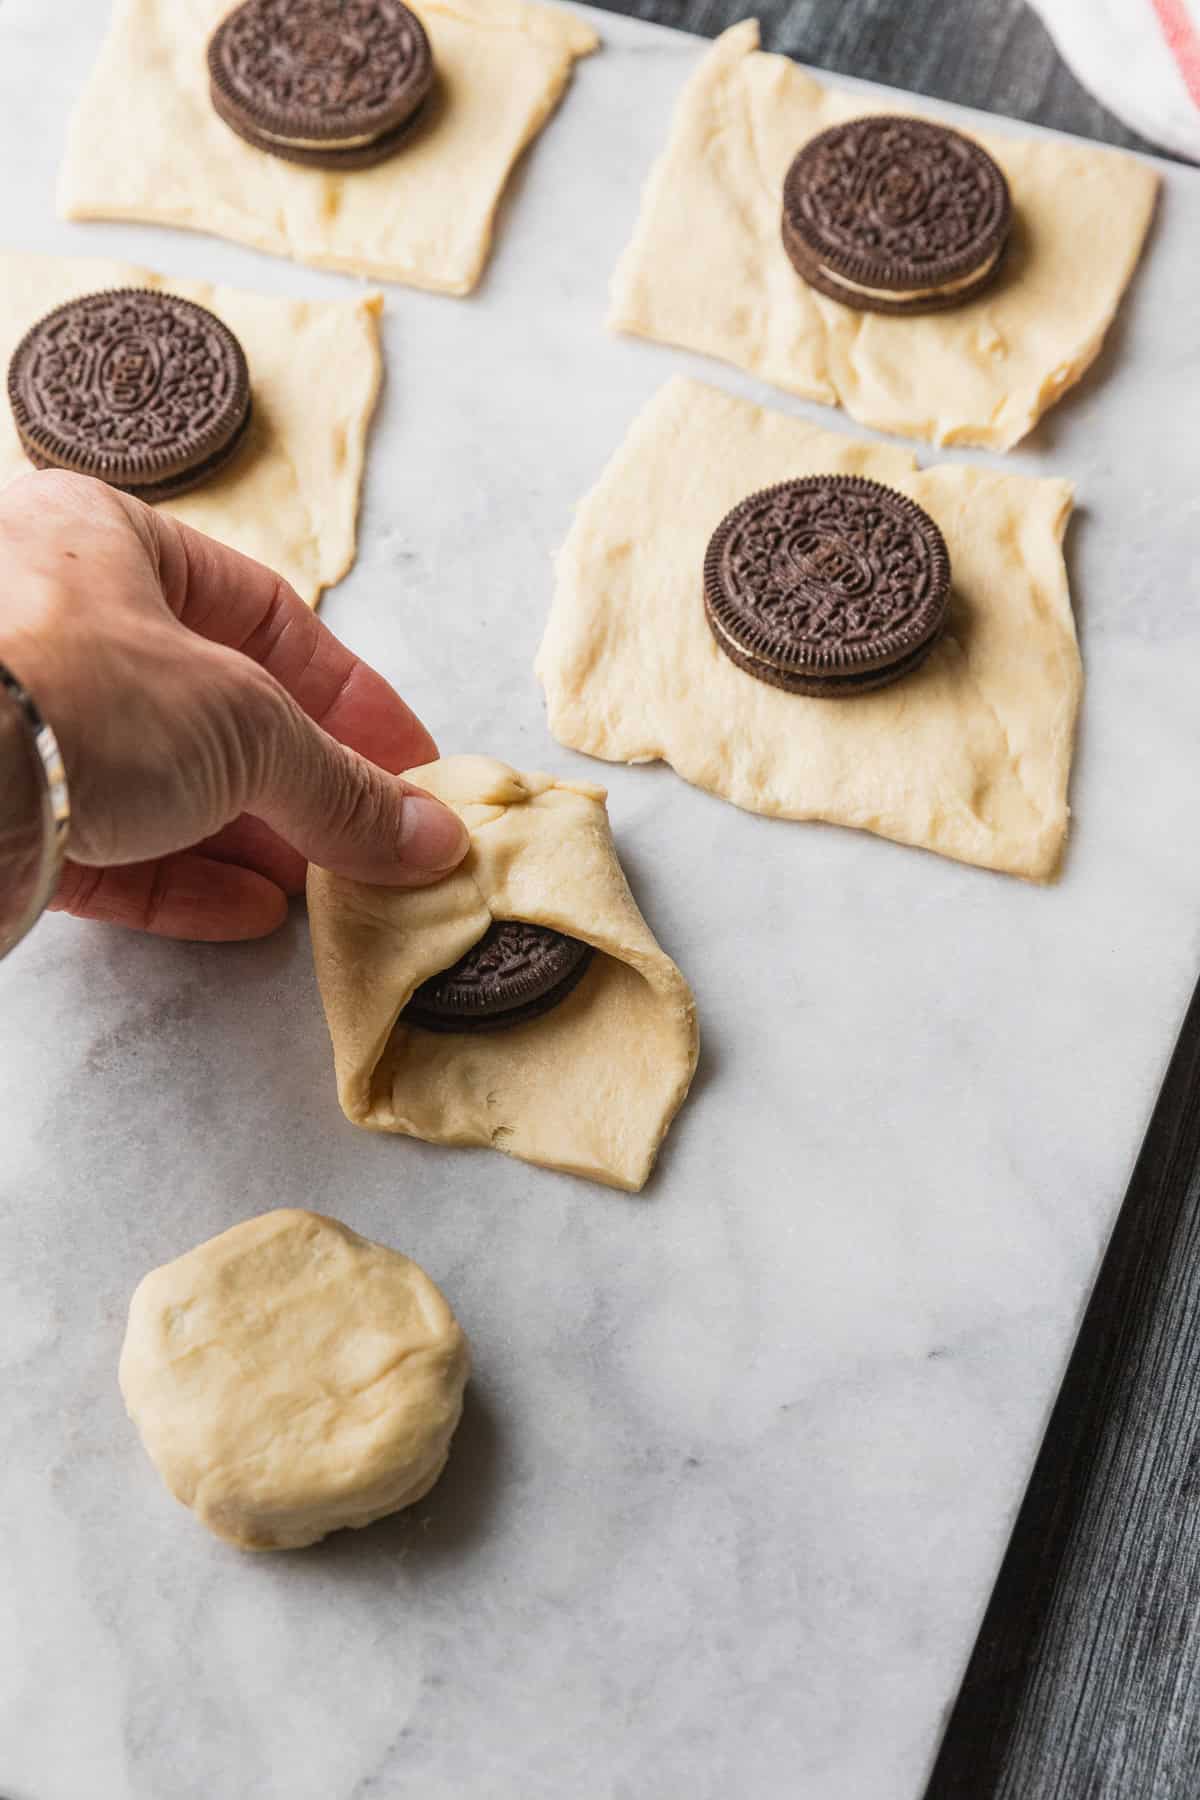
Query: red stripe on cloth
1151 0 1200 108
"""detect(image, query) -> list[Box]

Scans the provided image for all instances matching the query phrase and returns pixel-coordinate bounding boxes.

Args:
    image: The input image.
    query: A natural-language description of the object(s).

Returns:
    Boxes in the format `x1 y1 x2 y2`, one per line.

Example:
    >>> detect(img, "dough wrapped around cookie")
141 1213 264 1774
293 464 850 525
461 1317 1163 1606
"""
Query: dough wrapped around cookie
307 756 699 1191
120 1210 469 1551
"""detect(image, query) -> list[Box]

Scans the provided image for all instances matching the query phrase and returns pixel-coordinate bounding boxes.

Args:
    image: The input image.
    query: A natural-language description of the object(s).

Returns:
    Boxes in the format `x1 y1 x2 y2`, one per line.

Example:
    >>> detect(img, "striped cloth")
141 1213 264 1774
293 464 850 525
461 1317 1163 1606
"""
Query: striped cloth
1029 0 1200 158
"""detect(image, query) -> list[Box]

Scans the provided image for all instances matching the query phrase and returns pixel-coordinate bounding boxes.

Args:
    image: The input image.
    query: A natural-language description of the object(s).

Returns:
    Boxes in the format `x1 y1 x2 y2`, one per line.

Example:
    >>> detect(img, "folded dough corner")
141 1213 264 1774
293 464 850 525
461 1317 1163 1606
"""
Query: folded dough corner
306 755 699 1191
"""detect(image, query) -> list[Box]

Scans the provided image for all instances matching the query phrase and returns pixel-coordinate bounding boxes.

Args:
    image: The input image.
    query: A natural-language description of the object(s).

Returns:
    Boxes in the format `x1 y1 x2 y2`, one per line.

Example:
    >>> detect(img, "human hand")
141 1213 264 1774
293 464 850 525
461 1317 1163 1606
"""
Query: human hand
0 471 467 941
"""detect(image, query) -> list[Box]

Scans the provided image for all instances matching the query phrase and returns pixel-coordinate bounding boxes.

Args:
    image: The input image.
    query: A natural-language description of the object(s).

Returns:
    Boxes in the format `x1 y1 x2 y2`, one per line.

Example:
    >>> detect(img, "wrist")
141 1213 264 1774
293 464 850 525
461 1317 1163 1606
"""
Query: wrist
0 656 70 958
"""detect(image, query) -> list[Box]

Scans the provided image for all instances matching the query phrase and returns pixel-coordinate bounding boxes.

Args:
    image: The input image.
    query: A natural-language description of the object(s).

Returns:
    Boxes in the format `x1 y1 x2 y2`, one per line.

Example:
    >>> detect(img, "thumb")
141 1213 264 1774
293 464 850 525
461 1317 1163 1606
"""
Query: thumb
238 666 468 886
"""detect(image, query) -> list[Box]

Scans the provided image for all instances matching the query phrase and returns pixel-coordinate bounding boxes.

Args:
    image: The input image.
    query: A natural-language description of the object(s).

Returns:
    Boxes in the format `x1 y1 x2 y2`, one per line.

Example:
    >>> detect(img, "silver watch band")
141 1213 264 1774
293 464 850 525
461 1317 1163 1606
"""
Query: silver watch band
0 660 70 959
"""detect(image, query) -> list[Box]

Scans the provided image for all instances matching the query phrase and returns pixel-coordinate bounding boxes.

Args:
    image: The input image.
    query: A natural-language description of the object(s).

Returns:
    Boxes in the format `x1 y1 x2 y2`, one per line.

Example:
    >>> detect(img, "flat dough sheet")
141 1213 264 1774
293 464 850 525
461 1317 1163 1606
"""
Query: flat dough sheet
0 251 381 607
609 20 1159 450
60 0 598 295
536 377 1082 882
308 755 699 1191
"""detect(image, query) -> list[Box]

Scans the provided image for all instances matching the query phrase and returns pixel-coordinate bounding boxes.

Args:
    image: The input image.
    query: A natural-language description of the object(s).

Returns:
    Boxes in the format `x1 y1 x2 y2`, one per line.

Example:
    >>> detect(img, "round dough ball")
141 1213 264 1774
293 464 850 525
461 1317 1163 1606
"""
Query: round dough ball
119 1209 470 1551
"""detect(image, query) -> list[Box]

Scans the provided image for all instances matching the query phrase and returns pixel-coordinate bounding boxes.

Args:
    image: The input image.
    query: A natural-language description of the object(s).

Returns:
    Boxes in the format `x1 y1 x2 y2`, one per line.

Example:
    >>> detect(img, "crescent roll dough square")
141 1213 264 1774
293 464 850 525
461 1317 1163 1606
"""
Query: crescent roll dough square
0 251 381 606
308 756 699 1191
59 0 598 295
609 21 1158 450
535 377 1082 882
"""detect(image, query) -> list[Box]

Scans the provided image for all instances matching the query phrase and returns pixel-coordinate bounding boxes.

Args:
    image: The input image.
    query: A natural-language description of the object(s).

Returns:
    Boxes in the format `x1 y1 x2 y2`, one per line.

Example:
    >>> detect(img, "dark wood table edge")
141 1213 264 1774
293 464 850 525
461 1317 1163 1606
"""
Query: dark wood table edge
924 967 1200 1796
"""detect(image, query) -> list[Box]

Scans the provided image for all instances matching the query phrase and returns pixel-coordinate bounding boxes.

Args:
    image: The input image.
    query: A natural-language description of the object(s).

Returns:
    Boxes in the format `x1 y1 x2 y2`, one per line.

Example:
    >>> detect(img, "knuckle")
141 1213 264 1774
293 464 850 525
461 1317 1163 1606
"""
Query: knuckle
320 745 389 845
218 655 290 794
249 576 303 666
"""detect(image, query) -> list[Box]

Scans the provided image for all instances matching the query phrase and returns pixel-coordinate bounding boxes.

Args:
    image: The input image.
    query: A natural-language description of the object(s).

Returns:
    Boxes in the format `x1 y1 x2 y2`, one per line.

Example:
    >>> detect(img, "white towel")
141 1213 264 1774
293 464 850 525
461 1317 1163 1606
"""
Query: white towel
1028 0 1200 159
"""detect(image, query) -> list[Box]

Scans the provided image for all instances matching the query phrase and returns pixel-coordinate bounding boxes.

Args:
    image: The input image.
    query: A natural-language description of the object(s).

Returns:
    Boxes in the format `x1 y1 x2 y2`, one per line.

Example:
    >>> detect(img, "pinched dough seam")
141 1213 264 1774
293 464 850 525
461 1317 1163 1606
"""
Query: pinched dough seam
452 833 517 1146
189 1436 450 1539
373 796 516 1137
176 1343 435 1492
424 792 563 1149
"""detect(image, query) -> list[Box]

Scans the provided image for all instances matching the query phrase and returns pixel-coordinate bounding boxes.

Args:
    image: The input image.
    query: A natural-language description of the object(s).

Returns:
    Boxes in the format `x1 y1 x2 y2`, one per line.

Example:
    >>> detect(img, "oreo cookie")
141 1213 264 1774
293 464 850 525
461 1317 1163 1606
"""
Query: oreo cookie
8 290 251 503
208 0 434 171
403 920 595 1034
782 116 1011 314
703 476 950 697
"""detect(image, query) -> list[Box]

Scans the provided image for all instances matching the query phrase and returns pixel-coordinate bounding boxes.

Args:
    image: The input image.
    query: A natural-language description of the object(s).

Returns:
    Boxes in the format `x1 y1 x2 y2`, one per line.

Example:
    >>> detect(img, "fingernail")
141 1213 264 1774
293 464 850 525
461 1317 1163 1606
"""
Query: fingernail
397 795 469 874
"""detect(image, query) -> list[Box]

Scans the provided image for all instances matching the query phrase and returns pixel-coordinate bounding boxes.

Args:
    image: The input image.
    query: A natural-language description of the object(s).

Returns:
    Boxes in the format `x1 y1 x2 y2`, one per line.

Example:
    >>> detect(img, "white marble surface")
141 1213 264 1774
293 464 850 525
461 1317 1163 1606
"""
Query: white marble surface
1 5 1198 1797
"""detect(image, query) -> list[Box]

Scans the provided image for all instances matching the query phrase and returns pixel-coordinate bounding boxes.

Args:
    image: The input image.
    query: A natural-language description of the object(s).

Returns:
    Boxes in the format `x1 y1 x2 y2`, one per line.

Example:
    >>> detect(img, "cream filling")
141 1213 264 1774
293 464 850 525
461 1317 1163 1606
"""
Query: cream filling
255 125 384 150
818 245 1001 302
706 599 934 682
707 605 832 677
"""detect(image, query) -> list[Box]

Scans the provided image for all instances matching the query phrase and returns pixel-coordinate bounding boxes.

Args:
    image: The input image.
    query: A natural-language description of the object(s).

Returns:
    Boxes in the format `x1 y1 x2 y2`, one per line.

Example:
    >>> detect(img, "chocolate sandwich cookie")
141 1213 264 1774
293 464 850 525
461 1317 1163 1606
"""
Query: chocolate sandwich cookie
782 116 1011 315
8 290 251 503
403 920 595 1034
208 0 434 172
703 475 950 697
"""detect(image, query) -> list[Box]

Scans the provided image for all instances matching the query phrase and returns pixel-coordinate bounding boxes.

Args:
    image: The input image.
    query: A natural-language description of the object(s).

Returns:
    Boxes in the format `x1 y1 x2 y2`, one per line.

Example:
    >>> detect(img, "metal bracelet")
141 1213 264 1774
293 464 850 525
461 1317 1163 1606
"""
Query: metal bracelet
0 659 70 959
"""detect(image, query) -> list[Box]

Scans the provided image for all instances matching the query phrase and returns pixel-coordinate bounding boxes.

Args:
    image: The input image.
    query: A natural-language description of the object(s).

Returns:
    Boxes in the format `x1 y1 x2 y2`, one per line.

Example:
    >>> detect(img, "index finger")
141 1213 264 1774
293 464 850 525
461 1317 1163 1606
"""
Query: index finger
145 504 437 775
